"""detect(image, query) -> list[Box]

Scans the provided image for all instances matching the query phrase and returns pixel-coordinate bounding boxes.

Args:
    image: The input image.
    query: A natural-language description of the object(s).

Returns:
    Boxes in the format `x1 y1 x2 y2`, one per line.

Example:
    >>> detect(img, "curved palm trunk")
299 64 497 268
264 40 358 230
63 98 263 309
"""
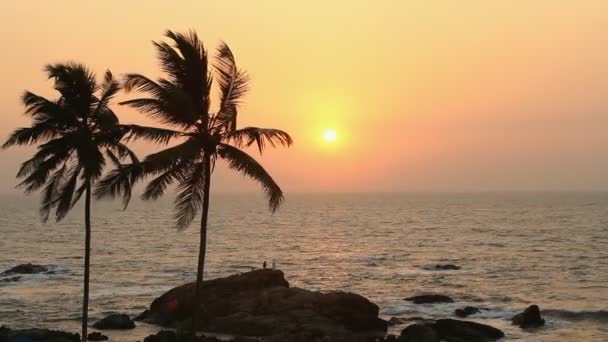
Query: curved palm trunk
82 182 92 342
191 154 212 339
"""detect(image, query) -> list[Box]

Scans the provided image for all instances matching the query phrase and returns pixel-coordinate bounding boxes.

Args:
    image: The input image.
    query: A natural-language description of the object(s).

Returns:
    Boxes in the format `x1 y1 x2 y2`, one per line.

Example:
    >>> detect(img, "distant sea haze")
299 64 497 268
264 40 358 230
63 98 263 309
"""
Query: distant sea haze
1 192 607 340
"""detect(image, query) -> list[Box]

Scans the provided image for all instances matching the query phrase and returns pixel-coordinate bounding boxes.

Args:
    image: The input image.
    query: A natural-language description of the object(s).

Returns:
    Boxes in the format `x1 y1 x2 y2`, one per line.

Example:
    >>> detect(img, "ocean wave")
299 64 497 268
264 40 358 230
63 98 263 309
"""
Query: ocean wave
543 309 608 322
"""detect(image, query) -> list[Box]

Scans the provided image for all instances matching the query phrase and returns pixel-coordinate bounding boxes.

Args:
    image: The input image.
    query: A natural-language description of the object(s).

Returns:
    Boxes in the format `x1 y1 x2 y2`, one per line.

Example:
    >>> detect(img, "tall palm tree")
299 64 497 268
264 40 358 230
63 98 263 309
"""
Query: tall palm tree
2 63 139 342
96 30 292 336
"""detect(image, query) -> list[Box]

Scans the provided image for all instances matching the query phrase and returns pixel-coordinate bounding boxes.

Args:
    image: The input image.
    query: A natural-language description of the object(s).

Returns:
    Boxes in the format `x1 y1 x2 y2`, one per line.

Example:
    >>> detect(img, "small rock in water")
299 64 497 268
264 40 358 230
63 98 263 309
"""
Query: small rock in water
404 294 454 304
434 264 461 270
88 331 109 341
0 276 22 282
93 313 135 330
2 263 48 275
454 306 481 317
512 304 545 328
134 309 150 321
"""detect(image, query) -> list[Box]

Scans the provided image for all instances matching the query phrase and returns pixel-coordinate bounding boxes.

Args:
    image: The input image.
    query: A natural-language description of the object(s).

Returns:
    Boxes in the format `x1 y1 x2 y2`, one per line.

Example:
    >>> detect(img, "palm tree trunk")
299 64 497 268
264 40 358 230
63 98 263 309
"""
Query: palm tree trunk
191 154 212 339
82 182 92 342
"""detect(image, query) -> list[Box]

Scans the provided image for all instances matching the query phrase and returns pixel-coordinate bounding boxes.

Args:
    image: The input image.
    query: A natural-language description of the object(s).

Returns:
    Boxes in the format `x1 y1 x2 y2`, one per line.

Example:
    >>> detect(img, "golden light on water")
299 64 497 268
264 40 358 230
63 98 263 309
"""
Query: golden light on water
323 129 338 143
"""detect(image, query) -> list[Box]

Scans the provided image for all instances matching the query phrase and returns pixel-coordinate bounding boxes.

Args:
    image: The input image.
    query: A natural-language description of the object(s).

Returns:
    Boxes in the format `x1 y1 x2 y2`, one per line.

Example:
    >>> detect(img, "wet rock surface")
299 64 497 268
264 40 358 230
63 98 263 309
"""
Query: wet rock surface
142 269 387 340
512 304 545 328
403 294 454 304
92 313 136 330
1 263 48 275
0 326 79 342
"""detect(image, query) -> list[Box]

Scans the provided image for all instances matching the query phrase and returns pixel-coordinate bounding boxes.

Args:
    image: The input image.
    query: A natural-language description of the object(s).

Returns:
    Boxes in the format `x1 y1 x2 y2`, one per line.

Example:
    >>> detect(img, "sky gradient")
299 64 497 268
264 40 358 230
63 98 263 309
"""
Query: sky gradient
1 1 607 193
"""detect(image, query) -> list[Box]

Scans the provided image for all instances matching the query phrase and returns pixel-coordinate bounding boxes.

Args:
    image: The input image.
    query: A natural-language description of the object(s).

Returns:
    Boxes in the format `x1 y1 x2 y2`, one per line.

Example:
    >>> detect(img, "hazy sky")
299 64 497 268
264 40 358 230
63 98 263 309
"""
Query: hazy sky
1 1 607 193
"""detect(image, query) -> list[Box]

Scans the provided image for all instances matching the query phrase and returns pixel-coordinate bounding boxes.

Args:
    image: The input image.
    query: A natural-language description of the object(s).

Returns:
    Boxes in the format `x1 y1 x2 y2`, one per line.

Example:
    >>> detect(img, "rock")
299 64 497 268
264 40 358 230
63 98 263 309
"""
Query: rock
134 309 150 321
143 330 258 342
0 326 80 342
88 331 109 341
398 324 440 342
92 313 135 330
512 304 545 328
144 269 387 339
433 319 504 341
454 306 481 317
403 294 454 304
1 263 48 275
433 264 461 270
0 276 21 282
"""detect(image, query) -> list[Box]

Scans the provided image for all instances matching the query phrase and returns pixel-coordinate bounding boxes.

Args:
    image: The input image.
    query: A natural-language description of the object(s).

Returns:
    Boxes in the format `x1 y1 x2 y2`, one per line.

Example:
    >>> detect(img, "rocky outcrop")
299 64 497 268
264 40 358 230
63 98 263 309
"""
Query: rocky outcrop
87 331 109 341
1 263 48 275
404 294 454 304
398 319 504 342
92 314 135 330
512 305 545 328
142 269 387 339
0 326 79 342
454 306 481 317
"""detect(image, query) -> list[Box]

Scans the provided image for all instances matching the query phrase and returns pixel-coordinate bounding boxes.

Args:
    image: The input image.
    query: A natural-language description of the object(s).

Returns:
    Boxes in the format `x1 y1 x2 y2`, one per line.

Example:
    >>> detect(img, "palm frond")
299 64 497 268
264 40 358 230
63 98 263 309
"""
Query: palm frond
122 124 182 145
54 164 82 221
93 70 120 117
174 160 206 228
39 161 68 222
218 143 284 212
223 127 293 154
213 42 249 131
142 159 191 201
2 124 60 148
44 63 97 115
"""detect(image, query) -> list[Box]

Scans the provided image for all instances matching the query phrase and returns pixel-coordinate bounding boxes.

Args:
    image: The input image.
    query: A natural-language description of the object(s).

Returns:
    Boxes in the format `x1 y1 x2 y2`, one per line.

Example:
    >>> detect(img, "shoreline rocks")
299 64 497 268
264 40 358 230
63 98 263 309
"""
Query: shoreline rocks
404 294 454 304
398 319 504 342
0 326 79 342
512 305 545 328
454 306 481 317
1 263 48 275
141 269 387 340
433 264 461 271
92 314 136 330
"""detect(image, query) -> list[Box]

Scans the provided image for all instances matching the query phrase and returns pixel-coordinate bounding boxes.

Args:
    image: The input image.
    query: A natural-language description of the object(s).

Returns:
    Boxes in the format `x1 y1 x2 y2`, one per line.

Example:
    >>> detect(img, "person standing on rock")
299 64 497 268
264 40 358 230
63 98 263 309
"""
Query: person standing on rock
263 261 267 269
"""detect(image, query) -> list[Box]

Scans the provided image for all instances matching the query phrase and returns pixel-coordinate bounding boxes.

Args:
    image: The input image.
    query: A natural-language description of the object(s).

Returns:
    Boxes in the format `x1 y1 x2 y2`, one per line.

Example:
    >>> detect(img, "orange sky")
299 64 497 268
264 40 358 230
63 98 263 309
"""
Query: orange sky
1 1 608 192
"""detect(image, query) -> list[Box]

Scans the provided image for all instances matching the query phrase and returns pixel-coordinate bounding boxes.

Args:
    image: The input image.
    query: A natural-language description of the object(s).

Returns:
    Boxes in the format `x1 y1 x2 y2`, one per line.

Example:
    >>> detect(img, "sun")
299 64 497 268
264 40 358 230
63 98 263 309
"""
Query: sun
323 129 338 143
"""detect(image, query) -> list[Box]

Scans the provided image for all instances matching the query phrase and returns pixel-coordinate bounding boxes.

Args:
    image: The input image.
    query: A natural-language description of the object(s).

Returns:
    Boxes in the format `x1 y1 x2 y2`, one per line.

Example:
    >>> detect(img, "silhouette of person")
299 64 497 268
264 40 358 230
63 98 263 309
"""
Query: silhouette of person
263 261 267 269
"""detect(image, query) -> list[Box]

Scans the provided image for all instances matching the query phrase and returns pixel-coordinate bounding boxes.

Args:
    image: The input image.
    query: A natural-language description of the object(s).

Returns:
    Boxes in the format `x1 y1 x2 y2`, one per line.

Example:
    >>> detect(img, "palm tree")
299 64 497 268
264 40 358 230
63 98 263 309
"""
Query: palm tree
96 30 292 336
2 63 139 342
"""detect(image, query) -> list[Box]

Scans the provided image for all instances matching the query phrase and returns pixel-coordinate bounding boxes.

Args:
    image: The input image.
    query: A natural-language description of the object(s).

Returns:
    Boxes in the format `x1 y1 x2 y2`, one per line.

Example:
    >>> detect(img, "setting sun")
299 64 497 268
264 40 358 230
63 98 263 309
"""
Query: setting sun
323 129 338 143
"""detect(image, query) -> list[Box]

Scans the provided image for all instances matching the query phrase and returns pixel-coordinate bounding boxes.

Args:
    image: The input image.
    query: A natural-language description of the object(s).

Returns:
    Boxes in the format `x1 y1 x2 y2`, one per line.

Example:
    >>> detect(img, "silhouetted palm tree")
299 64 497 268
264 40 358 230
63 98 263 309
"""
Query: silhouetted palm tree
96 30 292 336
2 63 139 342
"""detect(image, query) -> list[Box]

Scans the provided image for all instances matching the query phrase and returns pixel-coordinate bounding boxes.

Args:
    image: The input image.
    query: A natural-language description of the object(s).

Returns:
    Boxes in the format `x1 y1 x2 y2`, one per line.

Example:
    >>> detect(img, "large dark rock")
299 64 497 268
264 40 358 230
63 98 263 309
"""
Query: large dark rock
398 324 440 342
512 305 545 328
397 319 504 342
144 269 387 339
87 331 109 341
143 330 258 342
454 306 481 317
434 319 504 341
92 313 135 330
0 326 80 342
1 263 48 275
404 294 454 304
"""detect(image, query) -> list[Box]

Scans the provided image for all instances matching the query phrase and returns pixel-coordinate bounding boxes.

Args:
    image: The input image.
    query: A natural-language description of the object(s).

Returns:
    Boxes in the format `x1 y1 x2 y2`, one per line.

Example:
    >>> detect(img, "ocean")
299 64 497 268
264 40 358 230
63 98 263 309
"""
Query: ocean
1 192 607 341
